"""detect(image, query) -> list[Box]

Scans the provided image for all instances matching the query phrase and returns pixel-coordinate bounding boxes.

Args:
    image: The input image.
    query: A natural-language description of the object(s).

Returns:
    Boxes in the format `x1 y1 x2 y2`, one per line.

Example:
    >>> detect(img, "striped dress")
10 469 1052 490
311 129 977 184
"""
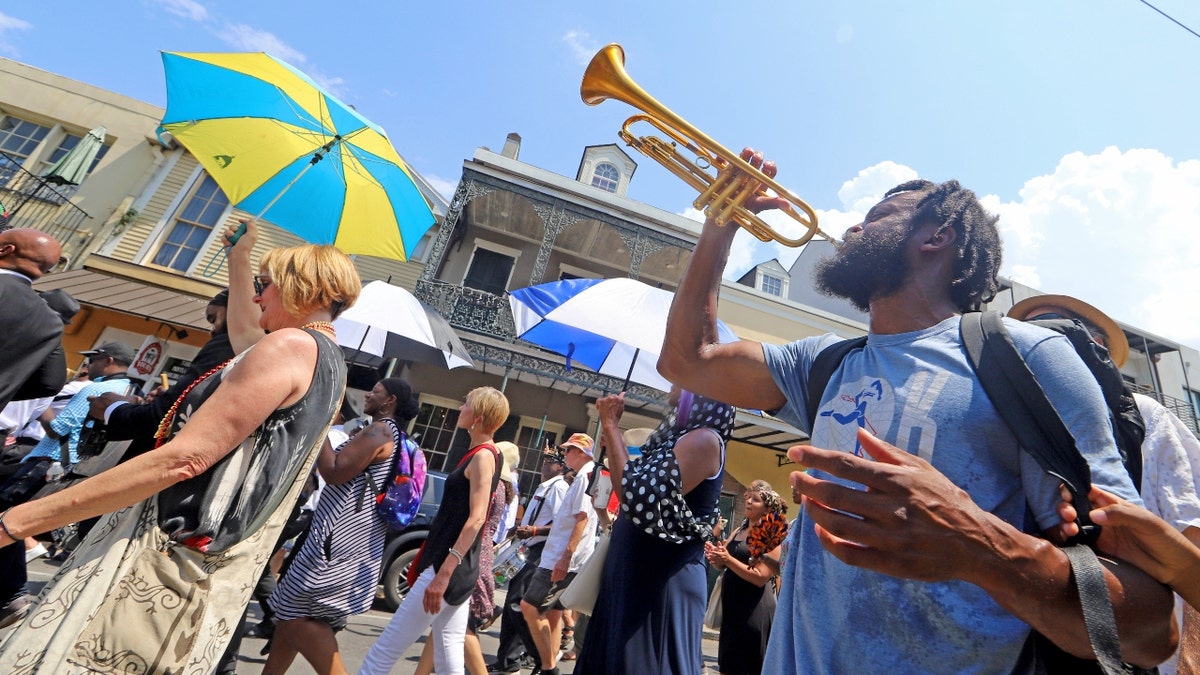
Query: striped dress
269 437 393 622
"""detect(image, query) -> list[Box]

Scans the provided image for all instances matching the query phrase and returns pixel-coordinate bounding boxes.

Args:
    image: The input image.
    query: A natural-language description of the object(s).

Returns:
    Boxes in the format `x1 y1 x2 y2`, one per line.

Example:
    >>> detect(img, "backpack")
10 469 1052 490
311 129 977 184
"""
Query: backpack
371 419 427 531
804 311 1152 675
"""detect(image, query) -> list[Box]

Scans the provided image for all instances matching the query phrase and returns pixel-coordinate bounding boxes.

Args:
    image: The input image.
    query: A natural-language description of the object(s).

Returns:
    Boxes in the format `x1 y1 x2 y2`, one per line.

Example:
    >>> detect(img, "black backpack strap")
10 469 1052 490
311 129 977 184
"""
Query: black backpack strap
1064 545 1132 675
960 312 1096 523
964 312 1135 674
805 336 868 430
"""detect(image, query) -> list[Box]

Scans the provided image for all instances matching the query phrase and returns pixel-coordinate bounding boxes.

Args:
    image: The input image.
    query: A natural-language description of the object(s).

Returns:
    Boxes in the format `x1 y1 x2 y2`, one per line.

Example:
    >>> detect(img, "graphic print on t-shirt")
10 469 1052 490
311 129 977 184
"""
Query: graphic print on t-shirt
815 377 892 457
813 371 947 462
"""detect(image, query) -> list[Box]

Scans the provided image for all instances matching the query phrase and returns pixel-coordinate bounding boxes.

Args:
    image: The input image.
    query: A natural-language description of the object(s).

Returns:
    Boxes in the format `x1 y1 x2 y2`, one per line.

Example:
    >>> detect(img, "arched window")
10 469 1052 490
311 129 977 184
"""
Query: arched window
591 162 620 193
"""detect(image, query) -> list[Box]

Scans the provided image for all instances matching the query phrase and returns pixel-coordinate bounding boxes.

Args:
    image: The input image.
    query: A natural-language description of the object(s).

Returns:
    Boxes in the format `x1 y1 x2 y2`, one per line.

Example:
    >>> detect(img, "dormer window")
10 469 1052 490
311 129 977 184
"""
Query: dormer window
760 273 784 297
591 162 619 193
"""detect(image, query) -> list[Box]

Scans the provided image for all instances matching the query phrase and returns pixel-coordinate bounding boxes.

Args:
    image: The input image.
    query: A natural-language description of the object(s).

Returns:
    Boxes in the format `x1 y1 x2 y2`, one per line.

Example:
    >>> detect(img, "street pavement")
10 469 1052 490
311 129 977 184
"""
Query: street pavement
15 555 721 674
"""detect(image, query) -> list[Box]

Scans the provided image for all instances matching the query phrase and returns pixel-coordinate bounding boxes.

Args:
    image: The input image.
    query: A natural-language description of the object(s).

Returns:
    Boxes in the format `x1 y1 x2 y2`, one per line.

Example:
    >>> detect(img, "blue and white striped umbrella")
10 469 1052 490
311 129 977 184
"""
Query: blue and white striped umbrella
509 277 739 392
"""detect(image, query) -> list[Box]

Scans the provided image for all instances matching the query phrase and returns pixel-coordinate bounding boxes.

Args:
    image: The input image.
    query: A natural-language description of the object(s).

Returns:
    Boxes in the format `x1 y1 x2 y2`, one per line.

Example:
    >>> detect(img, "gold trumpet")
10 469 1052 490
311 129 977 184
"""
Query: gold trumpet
581 43 837 248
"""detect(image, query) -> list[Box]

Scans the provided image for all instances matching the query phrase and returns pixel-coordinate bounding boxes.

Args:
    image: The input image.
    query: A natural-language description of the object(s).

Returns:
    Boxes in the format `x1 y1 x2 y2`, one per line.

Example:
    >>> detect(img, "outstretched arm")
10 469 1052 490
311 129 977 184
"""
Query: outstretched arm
658 149 790 411
0 329 317 546
793 428 1176 668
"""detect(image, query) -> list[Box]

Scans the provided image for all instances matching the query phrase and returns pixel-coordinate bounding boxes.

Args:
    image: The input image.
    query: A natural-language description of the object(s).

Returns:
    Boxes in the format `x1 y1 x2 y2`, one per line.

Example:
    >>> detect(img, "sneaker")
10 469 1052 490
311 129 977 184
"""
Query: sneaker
486 662 519 675
24 543 48 563
0 594 35 630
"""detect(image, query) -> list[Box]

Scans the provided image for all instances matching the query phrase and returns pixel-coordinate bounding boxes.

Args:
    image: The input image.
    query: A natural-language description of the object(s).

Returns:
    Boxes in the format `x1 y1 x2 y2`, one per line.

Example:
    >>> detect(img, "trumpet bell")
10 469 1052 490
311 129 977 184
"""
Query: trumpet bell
581 43 837 248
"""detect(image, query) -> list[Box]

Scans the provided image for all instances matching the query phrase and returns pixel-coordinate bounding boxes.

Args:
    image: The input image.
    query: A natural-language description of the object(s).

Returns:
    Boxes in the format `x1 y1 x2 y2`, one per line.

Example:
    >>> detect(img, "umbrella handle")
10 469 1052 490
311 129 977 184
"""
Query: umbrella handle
200 246 228 278
198 222 245 278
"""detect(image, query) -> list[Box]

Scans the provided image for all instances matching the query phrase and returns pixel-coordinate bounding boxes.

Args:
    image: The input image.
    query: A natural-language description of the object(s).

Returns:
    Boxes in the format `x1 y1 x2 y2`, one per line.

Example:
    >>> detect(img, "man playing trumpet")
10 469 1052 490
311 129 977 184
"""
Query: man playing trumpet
658 151 1175 673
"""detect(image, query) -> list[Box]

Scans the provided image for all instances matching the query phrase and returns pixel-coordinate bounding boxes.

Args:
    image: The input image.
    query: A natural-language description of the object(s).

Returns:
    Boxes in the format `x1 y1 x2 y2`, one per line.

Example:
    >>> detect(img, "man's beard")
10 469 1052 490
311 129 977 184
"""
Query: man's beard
813 226 911 313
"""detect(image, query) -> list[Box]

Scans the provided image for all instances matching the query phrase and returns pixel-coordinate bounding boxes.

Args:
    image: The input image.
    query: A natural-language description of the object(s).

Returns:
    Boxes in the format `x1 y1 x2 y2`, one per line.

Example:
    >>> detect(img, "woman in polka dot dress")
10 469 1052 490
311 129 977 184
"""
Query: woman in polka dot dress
577 388 734 675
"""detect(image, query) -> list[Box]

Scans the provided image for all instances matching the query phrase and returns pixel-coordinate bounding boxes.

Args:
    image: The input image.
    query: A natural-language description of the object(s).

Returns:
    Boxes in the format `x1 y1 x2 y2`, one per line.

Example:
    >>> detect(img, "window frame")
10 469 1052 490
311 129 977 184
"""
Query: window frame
759 271 785 297
591 161 620 193
144 169 234 275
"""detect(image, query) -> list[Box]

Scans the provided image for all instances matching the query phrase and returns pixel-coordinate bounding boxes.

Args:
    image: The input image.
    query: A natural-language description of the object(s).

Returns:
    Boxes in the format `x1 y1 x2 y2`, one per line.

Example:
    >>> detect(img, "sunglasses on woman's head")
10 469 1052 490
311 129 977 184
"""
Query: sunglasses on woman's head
253 275 272 295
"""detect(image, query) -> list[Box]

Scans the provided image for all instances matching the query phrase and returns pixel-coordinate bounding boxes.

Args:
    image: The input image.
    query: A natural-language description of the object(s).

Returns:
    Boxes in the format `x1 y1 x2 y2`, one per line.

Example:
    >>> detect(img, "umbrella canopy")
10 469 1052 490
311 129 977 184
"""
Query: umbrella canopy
158 52 434 261
42 126 106 186
509 277 739 392
333 280 473 369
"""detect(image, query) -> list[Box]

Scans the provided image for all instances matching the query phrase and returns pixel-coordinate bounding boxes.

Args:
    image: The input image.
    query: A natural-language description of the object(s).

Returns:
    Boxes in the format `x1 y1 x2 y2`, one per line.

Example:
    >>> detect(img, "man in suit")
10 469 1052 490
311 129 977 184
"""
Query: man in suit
0 228 66 413
0 229 66 628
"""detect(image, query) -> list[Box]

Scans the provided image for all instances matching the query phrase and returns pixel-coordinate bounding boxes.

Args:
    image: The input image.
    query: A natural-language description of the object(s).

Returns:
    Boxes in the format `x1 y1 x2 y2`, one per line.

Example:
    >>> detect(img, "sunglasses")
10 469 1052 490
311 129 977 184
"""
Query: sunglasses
253 275 273 295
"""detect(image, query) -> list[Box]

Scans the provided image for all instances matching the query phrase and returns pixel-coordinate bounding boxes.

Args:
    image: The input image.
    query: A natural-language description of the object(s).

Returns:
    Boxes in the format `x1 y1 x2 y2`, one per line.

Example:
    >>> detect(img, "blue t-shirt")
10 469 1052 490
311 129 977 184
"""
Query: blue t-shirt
761 315 1140 675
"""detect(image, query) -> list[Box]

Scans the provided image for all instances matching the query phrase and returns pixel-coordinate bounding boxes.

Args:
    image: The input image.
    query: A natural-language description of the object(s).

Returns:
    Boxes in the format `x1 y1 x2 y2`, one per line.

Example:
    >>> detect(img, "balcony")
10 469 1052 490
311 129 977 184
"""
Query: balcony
1130 384 1200 438
0 149 93 263
415 279 516 341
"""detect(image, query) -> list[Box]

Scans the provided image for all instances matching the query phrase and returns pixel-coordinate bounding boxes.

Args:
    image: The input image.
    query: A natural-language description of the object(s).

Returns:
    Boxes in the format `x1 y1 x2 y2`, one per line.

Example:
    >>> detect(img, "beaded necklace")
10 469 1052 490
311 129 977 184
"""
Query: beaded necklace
152 322 335 448
154 359 232 448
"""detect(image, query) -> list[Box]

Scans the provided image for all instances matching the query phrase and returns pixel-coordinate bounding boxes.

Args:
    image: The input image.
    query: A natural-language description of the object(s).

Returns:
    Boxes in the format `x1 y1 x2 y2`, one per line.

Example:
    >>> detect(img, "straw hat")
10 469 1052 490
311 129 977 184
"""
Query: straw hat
623 427 655 448
495 441 520 483
1007 294 1129 368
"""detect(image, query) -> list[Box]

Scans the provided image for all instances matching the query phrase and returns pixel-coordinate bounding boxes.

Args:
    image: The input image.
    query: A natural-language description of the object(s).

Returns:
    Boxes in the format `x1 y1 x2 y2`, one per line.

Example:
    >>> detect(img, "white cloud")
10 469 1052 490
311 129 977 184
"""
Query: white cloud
991 146 1200 348
153 0 208 21
219 23 307 66
426 175 458 201
0 12 32 57
678 150 1200 350
563 30 598 66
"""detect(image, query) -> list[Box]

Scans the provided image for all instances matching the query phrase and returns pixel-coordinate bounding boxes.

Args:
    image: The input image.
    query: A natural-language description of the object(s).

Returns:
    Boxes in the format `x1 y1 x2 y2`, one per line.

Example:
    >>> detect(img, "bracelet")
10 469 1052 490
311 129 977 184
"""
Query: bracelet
0 509 16 542
447 547 465 564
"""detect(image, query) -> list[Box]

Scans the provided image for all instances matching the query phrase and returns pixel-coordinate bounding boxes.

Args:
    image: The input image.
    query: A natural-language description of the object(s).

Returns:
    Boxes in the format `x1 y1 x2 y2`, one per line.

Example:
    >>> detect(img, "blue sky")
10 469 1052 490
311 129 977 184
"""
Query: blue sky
3 1 1200 347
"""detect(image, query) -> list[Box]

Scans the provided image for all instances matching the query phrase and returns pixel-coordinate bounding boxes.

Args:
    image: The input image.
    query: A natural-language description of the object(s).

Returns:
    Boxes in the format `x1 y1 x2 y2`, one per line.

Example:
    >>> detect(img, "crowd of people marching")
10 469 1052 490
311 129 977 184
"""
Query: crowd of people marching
2 167 1200 675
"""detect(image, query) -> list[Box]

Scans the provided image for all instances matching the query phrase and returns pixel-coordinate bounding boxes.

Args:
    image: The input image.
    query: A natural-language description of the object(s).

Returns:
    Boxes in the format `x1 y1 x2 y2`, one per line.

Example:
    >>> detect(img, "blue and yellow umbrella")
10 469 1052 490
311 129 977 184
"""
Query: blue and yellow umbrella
159 51 434 261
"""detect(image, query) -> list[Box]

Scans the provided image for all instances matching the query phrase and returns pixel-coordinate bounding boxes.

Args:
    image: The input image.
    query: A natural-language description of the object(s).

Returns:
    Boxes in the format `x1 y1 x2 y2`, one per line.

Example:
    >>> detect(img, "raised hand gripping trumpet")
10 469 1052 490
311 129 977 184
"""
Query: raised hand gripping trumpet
581 44 837 248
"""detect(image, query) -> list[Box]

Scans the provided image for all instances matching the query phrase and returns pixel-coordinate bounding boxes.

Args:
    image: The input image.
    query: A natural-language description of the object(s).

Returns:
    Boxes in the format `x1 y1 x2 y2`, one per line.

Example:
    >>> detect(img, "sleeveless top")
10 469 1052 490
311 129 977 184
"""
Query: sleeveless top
417 442 501 606
156 328 346 553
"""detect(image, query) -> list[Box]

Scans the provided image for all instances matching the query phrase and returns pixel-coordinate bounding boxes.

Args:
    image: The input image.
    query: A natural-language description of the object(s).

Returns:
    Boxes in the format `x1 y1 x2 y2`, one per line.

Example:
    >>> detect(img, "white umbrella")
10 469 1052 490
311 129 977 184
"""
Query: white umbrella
508 277 739 392
334 280 473 369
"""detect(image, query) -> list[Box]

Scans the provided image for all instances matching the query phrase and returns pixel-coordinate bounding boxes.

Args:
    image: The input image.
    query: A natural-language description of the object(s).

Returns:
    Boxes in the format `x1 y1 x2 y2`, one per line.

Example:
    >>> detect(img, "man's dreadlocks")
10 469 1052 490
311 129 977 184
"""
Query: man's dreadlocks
884 179 1003 312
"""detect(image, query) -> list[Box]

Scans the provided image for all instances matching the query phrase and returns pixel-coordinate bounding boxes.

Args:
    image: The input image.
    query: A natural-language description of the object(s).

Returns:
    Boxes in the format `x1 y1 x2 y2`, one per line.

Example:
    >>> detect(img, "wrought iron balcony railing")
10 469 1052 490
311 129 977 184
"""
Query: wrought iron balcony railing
0 149 93 264
1130 383 1200 438
415 279 517 341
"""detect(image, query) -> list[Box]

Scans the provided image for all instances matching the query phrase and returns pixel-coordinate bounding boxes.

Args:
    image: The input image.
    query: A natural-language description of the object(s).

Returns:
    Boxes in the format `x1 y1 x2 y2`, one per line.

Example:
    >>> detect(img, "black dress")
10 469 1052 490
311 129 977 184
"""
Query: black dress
577 467 723 675
717 533 776 675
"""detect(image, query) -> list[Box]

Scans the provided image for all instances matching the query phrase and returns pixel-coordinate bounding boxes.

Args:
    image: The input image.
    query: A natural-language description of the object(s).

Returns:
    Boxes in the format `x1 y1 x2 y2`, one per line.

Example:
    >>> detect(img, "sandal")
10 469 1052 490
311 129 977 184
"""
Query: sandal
559 627 574 652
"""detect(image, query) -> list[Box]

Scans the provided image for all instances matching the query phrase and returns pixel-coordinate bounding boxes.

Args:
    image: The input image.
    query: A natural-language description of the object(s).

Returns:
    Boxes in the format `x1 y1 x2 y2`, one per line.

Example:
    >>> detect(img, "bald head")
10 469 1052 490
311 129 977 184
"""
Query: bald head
0 228 63 280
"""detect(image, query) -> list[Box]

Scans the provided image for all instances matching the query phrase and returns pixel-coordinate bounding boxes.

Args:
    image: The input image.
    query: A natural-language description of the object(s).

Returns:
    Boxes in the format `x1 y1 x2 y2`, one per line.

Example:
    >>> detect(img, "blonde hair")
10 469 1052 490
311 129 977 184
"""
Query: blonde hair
465 386 510 435
260 244 361 319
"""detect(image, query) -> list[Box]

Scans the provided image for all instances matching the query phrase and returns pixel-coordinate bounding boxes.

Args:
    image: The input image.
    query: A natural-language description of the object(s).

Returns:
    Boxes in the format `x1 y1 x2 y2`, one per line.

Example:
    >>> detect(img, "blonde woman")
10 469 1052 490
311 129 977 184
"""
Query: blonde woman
359 387 509 675
0 226 360 673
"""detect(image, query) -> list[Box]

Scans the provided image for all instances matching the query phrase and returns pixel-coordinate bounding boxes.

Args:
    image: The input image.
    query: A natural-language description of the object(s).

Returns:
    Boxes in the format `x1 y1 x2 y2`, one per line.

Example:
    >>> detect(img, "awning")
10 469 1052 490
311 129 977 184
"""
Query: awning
32 269 213 331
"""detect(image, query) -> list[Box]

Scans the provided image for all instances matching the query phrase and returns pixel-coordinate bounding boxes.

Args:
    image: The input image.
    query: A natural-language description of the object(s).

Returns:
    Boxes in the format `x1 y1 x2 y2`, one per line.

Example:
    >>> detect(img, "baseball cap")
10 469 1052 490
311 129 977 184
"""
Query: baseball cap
559 432 595 458
80 341 136 365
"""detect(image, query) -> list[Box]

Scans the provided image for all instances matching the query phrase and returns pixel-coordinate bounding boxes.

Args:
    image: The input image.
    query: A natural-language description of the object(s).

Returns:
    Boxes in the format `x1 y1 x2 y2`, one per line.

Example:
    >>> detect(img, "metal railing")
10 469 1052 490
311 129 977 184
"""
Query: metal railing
1130 384 1200 437
414 279 516 340
0 150 93 264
